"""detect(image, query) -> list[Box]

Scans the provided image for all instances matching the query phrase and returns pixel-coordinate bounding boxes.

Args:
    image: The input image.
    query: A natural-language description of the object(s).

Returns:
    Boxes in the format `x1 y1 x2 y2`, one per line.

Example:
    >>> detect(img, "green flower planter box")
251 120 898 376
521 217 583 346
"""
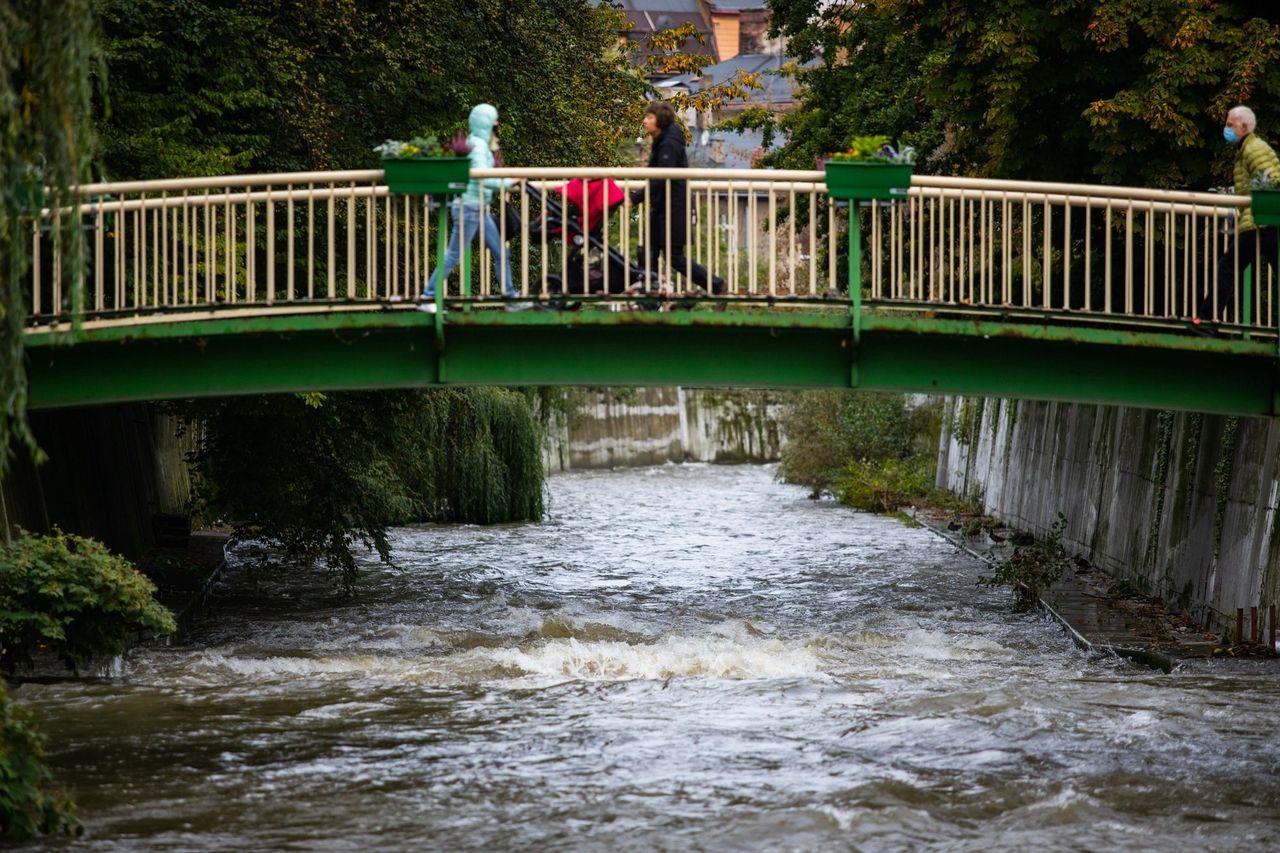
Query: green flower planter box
1252 188 1280 226
382 157 470 196
824 161 914 201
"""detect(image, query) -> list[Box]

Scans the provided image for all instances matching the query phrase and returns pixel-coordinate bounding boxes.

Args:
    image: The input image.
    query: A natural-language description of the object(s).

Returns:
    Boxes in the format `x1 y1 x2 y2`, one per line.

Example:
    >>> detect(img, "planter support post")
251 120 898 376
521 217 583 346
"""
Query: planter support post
1244 266 1253 340
435 199 447 382
849 202 861 388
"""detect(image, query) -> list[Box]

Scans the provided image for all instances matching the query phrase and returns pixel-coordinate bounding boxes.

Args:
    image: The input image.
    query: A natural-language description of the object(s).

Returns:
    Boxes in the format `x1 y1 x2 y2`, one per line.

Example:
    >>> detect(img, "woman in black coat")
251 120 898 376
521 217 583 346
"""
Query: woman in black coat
631 100 725 294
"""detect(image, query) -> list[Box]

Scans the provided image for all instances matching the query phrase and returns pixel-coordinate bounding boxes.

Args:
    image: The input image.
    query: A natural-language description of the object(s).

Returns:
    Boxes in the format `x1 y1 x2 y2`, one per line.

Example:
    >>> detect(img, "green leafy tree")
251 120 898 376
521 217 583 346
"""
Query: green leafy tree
779 391 927 497
766 0 1280 188
1 0 98 482
756 1 943 171
96 0 648 177
177 389 544 587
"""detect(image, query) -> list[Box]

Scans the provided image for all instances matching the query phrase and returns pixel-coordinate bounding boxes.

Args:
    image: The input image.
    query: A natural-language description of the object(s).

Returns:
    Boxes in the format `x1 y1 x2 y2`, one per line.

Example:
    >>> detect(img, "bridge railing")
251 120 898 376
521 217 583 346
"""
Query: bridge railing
26 167 840 327
892 176 1260 332
22 167 1267 336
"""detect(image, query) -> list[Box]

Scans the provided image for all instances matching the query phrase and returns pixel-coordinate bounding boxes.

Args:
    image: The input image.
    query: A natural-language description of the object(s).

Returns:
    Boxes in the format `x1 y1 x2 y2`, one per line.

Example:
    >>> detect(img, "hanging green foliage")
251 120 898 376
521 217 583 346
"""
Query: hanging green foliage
174 388 545 588
0 0 99 482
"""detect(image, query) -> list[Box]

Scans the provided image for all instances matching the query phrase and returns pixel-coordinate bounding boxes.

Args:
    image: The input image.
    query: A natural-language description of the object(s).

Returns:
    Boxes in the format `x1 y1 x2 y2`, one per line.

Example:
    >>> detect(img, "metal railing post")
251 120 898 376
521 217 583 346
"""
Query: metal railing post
434 199 447 381
849 201 861 387
1244 265 1253 340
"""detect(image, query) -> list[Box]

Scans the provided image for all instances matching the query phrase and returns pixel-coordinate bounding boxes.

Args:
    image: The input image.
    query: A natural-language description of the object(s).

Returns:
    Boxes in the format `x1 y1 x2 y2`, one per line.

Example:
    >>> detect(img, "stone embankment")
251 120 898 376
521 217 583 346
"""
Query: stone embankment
542 388 783 471
909 506 1227 672
937 397 1280 644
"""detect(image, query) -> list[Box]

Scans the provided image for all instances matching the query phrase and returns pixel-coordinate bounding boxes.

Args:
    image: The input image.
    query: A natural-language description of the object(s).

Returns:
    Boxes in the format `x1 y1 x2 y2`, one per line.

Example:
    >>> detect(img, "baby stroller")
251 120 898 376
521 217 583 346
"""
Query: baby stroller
521 177 663 300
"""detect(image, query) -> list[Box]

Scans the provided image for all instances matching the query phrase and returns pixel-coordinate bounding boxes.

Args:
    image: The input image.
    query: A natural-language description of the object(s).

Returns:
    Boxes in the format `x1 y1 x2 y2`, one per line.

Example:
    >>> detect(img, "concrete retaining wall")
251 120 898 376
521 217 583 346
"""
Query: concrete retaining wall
938 398 1280 633
543 388 784 471
1 404 193 559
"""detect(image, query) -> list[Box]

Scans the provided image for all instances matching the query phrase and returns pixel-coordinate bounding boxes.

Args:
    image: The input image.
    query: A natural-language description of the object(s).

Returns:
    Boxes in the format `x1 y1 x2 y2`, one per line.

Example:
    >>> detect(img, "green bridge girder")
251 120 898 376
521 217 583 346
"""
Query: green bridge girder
22 307 1280 417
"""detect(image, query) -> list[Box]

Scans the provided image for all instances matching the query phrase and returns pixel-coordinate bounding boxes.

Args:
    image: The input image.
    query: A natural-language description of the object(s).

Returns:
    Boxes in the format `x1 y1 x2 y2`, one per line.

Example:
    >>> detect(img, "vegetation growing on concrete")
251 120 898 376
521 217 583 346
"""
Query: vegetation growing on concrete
1143 411 1176 573
979 512 1073 612
694 390 783 462
1212 417 1239 558
949 398 984 448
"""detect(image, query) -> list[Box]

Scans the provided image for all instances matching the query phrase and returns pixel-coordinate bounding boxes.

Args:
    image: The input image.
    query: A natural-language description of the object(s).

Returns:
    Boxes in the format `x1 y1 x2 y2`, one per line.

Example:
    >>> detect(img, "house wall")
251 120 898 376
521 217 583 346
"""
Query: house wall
709 12 740 60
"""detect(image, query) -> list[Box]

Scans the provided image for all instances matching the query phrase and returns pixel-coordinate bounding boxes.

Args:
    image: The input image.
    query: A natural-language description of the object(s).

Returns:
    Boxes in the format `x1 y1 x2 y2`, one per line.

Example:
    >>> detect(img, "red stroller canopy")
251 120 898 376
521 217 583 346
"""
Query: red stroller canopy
555 178 625 233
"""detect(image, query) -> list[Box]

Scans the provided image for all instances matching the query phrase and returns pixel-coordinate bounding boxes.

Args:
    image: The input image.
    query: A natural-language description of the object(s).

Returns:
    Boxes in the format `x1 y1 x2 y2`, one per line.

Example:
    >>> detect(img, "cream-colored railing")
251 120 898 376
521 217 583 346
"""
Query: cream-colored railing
887 176 1258 330
23 167 1264 333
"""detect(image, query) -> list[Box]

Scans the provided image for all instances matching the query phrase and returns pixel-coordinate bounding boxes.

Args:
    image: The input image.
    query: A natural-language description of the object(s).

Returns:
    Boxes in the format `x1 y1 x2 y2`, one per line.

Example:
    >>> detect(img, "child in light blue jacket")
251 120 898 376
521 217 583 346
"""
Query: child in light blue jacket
422 103 523 309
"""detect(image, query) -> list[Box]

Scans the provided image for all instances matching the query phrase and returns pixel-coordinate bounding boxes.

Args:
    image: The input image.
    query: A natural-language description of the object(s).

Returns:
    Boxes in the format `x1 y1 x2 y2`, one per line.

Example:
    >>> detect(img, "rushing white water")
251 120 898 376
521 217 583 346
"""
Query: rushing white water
14 464 1280 851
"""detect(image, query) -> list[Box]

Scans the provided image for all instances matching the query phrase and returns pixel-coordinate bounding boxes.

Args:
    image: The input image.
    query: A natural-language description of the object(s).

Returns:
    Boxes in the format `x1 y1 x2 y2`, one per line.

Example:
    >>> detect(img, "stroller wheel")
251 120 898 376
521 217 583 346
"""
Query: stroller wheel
540 299 581 312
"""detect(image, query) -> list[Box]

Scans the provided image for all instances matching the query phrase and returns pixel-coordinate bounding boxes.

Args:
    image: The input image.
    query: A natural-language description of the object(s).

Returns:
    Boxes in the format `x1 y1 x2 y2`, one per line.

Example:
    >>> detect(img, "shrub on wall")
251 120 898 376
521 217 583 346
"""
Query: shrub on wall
979 512 1073 612
0 530 177 674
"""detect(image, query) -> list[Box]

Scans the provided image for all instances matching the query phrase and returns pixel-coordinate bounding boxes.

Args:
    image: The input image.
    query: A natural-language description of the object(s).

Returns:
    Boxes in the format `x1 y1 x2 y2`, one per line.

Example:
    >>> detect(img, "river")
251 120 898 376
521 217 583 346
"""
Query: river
15 464 1280 850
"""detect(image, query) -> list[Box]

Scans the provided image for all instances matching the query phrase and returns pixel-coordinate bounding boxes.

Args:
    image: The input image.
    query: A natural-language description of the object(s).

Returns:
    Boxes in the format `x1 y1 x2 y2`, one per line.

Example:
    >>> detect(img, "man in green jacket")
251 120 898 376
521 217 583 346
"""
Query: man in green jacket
1206 105 1280 324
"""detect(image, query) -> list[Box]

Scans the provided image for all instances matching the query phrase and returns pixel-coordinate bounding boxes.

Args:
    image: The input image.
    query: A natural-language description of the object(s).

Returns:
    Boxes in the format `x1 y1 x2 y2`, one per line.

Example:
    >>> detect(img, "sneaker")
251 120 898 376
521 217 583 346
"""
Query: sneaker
417 301 438 314
504 301 534 312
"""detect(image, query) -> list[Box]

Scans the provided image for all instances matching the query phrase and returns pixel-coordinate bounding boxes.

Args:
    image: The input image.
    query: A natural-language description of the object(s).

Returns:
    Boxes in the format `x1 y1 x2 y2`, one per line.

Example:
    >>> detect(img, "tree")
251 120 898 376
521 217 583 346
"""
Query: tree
176 389 545 588
96 0 648 178
1 0 98 483
766 0 1280 188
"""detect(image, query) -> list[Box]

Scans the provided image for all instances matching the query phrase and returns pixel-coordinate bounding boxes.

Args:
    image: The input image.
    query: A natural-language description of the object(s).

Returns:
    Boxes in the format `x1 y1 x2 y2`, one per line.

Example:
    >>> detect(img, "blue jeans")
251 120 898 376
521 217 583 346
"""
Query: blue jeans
424 200 516 297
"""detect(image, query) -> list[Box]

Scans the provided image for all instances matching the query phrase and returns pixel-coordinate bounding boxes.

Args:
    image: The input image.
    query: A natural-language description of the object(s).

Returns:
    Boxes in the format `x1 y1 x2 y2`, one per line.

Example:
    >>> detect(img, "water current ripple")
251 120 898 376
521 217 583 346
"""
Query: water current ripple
14 463 1280 851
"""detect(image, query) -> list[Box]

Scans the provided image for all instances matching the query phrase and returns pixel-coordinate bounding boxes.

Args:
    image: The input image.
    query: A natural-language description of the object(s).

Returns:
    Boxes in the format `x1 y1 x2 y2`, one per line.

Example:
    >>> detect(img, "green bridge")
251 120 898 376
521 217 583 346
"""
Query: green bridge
22 167 1280 416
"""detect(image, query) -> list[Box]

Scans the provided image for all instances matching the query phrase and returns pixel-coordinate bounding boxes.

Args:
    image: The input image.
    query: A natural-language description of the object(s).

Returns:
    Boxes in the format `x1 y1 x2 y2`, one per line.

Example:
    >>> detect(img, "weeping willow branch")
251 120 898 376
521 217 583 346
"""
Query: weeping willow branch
0 0 99 483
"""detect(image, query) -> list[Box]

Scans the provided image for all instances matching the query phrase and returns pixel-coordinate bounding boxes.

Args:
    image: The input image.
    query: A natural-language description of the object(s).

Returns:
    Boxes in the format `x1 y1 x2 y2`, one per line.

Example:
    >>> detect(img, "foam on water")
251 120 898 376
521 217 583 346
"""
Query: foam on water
484 634 827 682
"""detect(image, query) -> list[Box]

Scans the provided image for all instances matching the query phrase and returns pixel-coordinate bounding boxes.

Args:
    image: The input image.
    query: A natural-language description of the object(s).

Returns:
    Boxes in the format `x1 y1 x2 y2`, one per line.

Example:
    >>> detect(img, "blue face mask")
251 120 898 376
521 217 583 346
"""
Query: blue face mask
1224 126 1239 145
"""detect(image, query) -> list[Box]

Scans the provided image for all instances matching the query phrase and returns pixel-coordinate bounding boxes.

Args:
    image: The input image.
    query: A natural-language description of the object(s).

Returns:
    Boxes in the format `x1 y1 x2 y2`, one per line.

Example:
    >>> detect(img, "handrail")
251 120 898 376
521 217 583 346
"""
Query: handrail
24 166 1265 338
71 167 1245 207
915 174 1247 208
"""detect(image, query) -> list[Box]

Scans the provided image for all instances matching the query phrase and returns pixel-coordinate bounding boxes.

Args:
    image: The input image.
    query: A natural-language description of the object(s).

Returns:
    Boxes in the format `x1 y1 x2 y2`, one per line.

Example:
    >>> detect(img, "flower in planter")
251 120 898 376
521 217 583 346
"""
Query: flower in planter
1250 171 1278 191
374 134 471 159
826 135 916 166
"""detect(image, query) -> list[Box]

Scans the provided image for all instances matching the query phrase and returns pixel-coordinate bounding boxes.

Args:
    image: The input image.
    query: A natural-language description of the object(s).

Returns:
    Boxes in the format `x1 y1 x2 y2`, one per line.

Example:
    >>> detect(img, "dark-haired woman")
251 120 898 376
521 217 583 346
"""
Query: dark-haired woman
631 100 725 295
